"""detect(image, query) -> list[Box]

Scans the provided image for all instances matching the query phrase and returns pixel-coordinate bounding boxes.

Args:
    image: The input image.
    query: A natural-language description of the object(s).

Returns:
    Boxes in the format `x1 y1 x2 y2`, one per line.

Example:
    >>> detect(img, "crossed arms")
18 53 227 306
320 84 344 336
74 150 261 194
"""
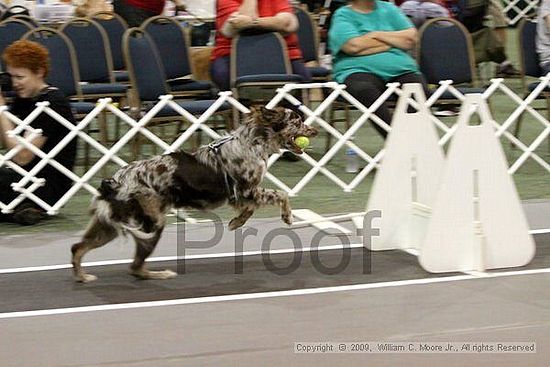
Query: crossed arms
342 28 417 56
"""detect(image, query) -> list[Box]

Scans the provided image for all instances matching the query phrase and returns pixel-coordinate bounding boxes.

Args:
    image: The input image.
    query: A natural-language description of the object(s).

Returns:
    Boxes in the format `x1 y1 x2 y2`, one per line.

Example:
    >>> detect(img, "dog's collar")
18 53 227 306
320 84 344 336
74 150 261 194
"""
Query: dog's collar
208 135 236 153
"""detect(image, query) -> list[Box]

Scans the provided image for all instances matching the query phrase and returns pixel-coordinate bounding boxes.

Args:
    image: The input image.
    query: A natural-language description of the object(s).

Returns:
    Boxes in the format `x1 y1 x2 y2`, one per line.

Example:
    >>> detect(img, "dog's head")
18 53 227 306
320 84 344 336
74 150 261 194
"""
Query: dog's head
251 106 318 154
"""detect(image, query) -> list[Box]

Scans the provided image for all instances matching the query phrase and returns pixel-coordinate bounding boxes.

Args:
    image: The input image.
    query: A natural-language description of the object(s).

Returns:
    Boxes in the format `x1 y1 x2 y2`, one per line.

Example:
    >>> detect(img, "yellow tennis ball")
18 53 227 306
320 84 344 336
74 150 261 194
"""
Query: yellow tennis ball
295 136 310 149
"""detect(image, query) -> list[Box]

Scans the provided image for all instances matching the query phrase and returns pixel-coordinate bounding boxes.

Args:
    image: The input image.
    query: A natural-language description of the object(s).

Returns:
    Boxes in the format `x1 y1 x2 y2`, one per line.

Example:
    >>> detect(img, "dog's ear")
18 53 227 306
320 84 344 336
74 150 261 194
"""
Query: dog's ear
260 107 280 121
258 107 287 131
247 106 271 125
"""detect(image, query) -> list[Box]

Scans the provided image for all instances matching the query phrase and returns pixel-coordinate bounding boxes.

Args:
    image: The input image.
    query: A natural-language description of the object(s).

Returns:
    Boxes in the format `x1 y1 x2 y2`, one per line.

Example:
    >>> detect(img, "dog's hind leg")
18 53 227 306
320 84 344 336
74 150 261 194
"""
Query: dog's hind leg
71 215 118 283
126 193 175 279
128 226 176 280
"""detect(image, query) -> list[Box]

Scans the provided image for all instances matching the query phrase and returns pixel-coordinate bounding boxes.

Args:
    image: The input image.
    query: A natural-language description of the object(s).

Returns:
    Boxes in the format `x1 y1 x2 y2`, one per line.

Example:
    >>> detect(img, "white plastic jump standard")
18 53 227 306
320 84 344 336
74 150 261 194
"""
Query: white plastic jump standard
419 94 536 273
365 84 445 251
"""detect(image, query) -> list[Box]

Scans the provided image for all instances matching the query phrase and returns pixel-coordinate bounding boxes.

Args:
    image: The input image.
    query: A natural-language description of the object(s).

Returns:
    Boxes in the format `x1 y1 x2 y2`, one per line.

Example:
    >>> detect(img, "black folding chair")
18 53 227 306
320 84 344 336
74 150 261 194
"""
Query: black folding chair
417 17 485 111
89 11 129 83
294 6 330 82
10 14 39 28
0 18 34 71
123 28 231 157
61 18 128 100
141 16 213 98
231 32 303 102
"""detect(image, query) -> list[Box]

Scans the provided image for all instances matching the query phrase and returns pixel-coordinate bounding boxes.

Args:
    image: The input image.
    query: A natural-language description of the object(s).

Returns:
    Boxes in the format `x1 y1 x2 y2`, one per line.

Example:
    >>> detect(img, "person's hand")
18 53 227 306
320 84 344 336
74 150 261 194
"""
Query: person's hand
229 13 255 30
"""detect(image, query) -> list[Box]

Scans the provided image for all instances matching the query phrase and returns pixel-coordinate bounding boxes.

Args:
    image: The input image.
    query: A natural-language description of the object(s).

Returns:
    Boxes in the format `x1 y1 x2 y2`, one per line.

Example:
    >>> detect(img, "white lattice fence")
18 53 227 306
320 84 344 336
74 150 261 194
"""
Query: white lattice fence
502 0 539 25
261 77 549 194
0 78 548 215
0 92 248 215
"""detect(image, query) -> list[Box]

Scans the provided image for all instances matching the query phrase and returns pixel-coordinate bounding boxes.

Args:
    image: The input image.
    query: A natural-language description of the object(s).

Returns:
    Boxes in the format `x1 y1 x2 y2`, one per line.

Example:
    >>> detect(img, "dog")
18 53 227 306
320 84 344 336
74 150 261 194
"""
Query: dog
71 107 318 282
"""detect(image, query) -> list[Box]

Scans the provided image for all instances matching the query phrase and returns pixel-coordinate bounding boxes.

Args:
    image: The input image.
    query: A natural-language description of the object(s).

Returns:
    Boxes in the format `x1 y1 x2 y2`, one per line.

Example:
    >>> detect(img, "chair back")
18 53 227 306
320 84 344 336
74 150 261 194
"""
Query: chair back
0 18 34 70
10 14 39 27
294 6 318 63
417 17 477 85
1 5 30 21
517 18 542 78
122 27 169 102
23 27 81 97
231 32 292 82
141 16 193 79
90 11 128 71
61 18 115 83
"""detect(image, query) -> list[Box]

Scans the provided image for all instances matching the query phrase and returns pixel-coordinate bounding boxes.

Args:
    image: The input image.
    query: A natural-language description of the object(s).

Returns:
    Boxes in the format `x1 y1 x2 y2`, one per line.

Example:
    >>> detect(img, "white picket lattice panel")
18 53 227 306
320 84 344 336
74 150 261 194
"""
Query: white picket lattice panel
0 79 548 215
503 0 539 25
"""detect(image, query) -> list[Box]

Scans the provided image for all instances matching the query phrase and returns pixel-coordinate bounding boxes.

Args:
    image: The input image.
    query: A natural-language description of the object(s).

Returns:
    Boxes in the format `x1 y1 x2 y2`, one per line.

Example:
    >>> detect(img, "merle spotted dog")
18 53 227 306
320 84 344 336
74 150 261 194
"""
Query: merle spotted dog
71 107 317 282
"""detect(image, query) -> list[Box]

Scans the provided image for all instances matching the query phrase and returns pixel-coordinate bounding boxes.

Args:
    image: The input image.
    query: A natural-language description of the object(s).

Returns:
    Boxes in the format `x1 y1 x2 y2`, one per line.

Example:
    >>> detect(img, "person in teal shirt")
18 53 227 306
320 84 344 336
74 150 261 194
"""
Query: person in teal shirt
328 0 427 137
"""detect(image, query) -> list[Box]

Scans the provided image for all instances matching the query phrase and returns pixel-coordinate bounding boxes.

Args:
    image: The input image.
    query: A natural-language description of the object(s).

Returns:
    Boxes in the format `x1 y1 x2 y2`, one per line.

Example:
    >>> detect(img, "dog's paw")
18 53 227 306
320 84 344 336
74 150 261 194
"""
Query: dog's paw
228 218 244 231
148 269 177 280
282 212 293 226
131 269 177 280
75 273 98 283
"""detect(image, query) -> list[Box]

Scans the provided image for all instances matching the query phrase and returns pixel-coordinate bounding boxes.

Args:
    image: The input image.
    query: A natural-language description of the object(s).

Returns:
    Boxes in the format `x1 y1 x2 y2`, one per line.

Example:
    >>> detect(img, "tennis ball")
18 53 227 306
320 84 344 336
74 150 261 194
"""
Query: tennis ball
295 136 310 149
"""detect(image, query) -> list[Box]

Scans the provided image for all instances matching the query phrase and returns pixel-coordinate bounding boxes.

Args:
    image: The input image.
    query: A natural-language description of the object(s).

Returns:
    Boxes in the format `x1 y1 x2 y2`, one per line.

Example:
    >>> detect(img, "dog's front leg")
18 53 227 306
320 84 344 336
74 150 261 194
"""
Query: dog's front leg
252 187 292 226
228 206 255 231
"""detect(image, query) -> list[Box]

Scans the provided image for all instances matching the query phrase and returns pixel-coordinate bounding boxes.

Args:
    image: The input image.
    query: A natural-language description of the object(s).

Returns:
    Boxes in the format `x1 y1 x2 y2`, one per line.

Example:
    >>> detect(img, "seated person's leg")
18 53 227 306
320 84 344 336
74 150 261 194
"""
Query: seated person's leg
487 0 519 77
392 72 429 96
344 72 390 138
392 72 455 115
210 56 231 92
0 167 36 224
0 167 20 222
0 167 51 225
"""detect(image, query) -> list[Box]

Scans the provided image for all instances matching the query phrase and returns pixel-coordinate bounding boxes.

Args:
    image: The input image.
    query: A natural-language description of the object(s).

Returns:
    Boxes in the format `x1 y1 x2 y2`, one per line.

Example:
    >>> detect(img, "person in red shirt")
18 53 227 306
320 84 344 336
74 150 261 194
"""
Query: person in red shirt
210 0 311 91
113 0 185 27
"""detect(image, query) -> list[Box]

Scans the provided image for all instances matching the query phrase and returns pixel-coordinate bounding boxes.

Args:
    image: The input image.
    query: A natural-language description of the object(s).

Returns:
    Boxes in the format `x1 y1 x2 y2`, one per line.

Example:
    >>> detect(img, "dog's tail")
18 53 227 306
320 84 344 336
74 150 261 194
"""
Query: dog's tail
91 179 119 226
92 179 158 240
93 199 156 240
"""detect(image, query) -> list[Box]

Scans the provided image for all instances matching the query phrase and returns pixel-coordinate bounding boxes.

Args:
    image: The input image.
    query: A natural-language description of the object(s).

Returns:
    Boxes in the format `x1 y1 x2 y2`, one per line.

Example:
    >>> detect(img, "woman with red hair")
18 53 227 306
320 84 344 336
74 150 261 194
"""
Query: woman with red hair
0 40 77 225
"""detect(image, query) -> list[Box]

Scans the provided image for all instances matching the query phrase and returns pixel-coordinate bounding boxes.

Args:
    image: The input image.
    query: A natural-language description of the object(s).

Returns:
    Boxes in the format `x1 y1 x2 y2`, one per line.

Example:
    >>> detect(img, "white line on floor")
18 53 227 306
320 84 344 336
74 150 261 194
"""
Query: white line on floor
2 226 548 274
0 243 366 274
0 267 549 320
